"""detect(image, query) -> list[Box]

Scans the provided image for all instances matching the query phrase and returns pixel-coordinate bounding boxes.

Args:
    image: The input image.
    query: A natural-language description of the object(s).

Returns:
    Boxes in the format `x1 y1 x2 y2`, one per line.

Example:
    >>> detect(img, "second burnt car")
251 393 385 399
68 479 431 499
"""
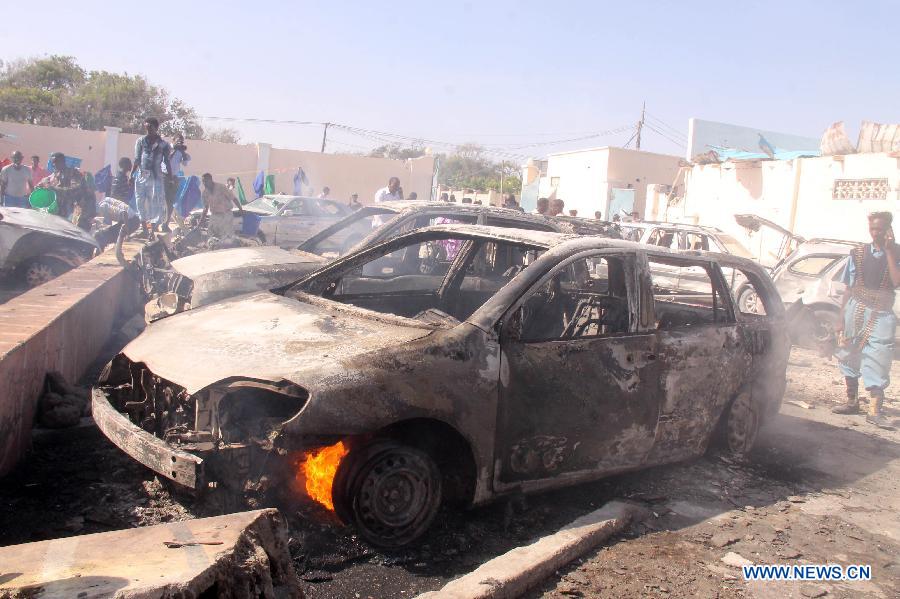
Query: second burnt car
94 224 788 548
143 201 597 320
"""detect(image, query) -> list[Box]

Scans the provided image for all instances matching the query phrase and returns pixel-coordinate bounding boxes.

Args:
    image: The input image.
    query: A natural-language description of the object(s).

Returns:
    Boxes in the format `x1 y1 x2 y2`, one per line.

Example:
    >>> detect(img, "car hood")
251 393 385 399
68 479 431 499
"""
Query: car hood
170 246 326 307
0 207 99 248
171 246 323 279
123 291 434 393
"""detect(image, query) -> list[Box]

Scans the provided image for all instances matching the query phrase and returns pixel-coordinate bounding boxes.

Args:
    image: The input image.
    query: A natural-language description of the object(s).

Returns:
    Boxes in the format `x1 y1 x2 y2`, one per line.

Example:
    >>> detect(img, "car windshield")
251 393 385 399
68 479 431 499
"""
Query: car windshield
302 207 398 258
244 196 287 215
716 234 754 258
290 232 544 325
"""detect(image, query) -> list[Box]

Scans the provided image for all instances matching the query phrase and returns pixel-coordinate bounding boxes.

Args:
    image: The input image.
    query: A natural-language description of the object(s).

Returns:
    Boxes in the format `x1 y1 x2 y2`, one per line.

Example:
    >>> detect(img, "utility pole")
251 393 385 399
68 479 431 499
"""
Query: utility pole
320 122 330 153
635 102 645 150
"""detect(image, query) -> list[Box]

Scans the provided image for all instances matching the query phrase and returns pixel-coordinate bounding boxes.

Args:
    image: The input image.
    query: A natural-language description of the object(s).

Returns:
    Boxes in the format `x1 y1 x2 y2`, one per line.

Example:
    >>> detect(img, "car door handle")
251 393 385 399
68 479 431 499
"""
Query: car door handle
644 353 657 361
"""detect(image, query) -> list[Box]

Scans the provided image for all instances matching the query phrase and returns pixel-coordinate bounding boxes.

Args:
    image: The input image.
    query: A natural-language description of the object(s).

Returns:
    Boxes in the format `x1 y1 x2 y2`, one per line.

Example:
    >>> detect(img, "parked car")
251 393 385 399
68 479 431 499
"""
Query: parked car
145 202 581 320
239 195 352 246
618 221 757 295
0 207 99 287
740 238 867 344
94 224 788 547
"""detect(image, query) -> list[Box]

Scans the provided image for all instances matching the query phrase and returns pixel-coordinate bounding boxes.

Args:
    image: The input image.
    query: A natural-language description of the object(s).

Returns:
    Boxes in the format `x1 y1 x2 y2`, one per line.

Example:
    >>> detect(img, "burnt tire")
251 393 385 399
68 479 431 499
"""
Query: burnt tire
333 440 442 549
810 309 841 345
720 392 761 457
21 257 67 287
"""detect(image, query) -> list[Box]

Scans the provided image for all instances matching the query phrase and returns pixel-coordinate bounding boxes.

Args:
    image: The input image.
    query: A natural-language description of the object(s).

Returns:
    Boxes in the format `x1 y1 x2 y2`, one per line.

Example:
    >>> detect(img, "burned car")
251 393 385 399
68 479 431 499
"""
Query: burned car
0 207 99 287
94 225 788 547
145 202 580 320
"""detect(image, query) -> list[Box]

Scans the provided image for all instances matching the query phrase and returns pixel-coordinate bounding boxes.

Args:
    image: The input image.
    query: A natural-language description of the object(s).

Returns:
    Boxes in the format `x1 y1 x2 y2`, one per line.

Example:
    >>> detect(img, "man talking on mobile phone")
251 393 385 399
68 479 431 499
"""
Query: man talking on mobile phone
832 211 900 429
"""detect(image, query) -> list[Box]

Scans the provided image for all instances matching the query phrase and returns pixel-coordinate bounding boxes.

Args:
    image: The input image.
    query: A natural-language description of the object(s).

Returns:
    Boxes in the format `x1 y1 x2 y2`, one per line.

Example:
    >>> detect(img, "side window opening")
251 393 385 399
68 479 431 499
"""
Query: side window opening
648 229 677 249
484 217 555 232
519 255 631 342
788 255 842 277
682 232 710 251
648 256 733 329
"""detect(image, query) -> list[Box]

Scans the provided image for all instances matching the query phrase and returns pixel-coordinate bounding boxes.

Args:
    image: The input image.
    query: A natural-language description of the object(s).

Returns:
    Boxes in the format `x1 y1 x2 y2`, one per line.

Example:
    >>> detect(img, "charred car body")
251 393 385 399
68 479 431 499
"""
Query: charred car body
144 202 596 320
95 225 788 547
0 207 99 286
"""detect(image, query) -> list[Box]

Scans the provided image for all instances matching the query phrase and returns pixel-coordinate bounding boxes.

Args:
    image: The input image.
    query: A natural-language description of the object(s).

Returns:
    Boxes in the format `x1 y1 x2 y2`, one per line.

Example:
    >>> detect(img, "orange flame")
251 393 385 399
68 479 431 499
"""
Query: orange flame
300 441 349 511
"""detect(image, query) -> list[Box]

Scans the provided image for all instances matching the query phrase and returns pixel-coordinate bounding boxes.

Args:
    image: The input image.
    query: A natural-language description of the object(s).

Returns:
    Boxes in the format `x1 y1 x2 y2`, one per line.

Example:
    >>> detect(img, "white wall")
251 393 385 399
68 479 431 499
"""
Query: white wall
668 152 900 265
687 118 820 161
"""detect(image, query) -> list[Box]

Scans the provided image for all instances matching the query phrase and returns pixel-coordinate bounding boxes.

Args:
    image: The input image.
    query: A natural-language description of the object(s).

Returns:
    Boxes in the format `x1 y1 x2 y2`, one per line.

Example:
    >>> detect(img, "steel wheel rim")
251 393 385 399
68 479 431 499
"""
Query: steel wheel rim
348 446 441 547
26 263 55 286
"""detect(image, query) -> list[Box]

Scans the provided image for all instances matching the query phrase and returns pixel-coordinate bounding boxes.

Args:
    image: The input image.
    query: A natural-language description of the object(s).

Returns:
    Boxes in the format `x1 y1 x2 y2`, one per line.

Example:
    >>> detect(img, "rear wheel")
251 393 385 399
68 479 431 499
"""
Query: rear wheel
721 392 760 457
333 440 442 548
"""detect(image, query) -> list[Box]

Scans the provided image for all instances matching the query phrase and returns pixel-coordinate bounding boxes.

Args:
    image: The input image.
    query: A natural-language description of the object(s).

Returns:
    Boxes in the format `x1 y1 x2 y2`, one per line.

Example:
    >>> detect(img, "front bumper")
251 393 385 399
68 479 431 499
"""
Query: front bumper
92 388 205 489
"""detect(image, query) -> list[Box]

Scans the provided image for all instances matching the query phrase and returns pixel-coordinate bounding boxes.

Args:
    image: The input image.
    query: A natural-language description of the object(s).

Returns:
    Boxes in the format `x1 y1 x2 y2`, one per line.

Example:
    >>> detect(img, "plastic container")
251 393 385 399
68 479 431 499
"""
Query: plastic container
241 212 262 236
29 188 58 214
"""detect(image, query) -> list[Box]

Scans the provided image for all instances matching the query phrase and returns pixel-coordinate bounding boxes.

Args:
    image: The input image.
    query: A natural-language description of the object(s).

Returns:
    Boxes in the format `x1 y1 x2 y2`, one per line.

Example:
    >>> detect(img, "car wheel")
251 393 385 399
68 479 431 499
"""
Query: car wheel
723 392 760 457
333 440 442 548
22 257 65 287
737 285 760 314
811 309 841 345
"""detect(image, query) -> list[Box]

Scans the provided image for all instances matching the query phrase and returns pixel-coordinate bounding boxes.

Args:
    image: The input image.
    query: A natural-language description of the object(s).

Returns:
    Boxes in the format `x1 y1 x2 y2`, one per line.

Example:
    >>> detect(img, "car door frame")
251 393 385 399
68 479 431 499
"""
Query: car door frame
491 247 662 495
640 250 747 464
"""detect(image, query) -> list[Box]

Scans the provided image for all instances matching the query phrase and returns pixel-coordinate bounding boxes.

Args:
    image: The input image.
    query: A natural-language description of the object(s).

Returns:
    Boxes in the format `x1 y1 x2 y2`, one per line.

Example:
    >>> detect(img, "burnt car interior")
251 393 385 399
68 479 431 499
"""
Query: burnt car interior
648 255 734 329
292 233 543 325
519 255 630 341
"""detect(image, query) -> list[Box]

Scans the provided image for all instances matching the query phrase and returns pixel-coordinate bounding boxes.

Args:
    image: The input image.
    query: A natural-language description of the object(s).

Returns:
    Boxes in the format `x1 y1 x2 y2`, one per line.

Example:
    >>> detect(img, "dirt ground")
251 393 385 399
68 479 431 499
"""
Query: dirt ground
1 347 898 598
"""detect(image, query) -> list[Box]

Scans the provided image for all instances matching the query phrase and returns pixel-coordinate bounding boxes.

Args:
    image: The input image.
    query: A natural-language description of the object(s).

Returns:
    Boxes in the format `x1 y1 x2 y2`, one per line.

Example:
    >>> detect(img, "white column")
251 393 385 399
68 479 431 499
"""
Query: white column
256 143 271 174
103 126 121 168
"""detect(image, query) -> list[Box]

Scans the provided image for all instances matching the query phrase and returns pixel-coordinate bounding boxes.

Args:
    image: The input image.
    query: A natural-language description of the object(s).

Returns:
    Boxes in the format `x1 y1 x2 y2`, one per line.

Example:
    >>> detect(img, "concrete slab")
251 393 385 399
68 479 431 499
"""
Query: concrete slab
0 508 303 599
416 501 636 599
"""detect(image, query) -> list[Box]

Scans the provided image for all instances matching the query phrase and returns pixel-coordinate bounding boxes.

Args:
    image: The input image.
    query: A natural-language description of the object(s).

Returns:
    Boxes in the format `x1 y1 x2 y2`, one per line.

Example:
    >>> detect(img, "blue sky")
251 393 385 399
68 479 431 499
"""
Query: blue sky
2 0 898 158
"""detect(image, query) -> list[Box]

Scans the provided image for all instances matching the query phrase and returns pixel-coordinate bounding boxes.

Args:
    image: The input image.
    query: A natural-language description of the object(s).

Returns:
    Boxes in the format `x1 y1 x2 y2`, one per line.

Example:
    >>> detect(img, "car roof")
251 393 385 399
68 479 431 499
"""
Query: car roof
375 200 556 221
411 223 768 271
791 239 859 256
622 221 725 234
0 206 99 248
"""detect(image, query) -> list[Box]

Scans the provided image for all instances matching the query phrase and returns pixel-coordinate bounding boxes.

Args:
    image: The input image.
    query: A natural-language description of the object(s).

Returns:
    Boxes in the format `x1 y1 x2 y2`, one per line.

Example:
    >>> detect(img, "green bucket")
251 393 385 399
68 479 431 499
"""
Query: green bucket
29 188 58 214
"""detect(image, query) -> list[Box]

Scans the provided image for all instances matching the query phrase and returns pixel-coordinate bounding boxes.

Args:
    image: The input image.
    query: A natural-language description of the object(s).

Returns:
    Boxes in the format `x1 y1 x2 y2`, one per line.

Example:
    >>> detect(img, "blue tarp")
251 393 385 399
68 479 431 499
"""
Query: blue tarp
708 145 820 162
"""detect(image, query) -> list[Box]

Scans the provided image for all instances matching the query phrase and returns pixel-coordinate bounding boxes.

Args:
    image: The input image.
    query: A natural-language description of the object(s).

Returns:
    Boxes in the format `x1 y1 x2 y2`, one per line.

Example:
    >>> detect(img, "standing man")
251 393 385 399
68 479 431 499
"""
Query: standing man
0 151 33 207
169 134 190 176
594 210 603 220
374 177 403 203
226 178 236 193
30 155 47 189
131 117 173 235
832 212 900 429
533 197 549 215
201 173 243 240
348 193 362 210
319 186 331 199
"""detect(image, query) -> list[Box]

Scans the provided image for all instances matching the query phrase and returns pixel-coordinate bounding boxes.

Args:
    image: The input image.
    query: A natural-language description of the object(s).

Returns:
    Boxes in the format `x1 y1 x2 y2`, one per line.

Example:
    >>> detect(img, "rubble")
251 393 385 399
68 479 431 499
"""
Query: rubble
0 509 303 599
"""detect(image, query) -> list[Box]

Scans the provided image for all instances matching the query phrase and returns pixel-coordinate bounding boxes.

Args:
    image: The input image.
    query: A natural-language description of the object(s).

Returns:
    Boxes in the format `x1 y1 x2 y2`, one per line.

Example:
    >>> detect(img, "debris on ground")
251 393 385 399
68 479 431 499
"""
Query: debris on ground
36 371 90 428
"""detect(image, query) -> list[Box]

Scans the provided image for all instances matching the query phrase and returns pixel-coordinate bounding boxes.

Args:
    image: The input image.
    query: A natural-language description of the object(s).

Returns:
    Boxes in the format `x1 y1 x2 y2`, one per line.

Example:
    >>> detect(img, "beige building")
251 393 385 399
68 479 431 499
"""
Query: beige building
654 152 900 264
526 147 684 217
0 120 435 205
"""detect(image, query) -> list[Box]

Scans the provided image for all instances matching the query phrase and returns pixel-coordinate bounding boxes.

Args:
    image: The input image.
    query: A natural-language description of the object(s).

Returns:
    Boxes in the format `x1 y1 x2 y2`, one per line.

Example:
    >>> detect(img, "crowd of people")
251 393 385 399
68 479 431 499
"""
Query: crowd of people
0 118 242 239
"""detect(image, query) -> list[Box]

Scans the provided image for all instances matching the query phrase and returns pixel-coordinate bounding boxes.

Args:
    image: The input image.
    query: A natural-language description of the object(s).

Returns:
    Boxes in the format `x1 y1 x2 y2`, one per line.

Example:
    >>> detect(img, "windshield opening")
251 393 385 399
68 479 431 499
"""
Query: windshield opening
290 233 545 325
303 208 397 258
244 196 287 214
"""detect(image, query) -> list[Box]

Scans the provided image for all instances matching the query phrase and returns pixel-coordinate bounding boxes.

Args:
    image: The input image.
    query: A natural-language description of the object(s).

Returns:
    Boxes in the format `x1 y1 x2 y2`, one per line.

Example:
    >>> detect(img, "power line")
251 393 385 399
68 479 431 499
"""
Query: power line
642 123 687 149
644 112 687 140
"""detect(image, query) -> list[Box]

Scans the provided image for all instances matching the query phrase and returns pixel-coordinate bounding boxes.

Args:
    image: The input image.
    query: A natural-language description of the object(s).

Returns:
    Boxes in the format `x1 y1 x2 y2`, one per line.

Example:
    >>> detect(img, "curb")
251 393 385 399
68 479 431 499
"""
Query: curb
416 500 635 599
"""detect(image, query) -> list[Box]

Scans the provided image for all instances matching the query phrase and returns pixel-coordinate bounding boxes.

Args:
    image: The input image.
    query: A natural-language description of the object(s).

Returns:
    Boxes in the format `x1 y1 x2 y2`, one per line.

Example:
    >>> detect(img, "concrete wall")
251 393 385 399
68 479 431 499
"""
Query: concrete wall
666 152 900 265
0 243 143 476
687 118 821 161
0 121 108 174
539 147 683 218
0 120 435 207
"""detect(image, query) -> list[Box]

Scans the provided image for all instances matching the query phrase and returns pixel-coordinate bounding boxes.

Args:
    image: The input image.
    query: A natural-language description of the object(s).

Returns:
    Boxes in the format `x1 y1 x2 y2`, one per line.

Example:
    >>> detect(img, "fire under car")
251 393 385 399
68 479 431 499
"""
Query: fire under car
93 224 789 547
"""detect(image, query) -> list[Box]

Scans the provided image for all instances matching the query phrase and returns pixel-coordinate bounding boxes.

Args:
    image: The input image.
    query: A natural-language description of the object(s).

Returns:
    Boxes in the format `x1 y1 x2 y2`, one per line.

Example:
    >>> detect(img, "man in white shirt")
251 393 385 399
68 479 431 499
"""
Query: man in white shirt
374 177 402 203
0 151 33 207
